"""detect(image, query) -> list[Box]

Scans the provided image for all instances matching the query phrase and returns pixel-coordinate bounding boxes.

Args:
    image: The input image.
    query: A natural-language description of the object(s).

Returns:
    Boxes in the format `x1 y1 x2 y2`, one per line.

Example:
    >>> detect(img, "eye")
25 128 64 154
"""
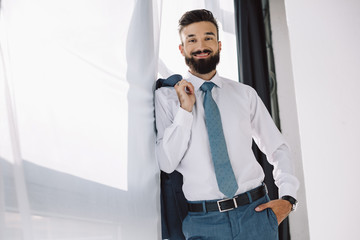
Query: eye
205 37 213 41
188 39 196 43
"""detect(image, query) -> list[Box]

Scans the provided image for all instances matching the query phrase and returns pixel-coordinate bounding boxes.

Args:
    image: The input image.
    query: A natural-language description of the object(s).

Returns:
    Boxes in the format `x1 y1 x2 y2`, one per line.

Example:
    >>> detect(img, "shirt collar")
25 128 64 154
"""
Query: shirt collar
185 71 223 91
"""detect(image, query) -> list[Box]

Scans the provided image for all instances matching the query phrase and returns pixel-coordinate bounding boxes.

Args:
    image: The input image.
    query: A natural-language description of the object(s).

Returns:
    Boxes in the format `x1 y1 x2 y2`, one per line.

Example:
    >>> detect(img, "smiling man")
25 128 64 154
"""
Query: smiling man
155 9 299 240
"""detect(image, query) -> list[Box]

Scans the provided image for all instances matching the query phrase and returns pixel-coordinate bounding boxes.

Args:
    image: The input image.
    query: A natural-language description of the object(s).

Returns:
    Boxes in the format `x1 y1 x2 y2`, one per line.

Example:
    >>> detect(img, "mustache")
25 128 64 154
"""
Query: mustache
191 49 212 56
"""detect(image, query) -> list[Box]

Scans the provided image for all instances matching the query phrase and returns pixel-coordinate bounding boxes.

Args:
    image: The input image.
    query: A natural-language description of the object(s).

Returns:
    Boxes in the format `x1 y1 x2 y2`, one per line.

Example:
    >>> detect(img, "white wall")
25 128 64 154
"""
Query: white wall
272 0 360 239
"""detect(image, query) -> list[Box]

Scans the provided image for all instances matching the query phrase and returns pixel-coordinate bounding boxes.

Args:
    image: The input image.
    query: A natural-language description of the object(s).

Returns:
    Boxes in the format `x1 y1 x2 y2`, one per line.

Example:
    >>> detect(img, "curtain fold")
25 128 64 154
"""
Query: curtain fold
234 0 290 239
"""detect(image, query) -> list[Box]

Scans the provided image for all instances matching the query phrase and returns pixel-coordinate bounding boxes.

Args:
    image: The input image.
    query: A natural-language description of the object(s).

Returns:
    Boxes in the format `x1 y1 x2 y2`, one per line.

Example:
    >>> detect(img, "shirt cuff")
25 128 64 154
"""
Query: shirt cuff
278 182 299 200
173 107 193 128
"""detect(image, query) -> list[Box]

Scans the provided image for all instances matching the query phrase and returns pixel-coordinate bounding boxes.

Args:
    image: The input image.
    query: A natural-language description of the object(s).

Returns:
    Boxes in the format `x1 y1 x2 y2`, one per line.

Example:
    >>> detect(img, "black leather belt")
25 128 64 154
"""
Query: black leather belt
188 184 267 213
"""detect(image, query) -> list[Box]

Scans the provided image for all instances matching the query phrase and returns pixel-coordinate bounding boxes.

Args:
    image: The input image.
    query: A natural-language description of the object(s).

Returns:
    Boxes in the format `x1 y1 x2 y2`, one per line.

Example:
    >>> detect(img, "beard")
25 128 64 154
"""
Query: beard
185 49 220 74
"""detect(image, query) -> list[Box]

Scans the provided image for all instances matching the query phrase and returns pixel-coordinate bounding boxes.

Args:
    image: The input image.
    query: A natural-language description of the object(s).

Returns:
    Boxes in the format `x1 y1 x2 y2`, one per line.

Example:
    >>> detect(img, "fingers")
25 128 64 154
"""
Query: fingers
174 79 186 88
175 80 194 94
186 82 195 94
255 202 270 212
255 199 292 225
174 79 196 112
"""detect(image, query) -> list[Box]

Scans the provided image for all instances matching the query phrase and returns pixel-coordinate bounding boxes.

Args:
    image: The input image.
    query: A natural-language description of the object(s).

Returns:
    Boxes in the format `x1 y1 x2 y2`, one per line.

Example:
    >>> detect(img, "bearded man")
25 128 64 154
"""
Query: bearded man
155 9 299 240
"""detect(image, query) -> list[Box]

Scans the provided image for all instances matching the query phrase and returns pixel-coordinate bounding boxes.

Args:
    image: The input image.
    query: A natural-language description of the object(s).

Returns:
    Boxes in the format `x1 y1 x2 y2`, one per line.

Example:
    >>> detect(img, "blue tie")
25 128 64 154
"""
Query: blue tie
200 82 238 198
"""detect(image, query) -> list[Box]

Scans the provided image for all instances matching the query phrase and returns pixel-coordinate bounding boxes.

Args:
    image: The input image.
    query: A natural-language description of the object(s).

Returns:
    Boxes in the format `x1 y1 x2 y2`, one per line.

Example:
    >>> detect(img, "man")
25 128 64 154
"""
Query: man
155 9 299 240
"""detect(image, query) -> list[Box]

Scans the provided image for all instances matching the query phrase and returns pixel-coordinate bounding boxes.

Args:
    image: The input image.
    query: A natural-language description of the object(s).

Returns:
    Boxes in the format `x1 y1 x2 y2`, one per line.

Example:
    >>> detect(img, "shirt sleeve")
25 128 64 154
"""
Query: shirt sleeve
249 88 299 199
154 89 193 173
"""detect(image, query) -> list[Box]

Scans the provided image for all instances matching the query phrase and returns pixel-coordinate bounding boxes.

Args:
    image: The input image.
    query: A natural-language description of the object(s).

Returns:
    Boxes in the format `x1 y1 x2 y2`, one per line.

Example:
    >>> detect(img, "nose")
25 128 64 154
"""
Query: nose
197 39 206 50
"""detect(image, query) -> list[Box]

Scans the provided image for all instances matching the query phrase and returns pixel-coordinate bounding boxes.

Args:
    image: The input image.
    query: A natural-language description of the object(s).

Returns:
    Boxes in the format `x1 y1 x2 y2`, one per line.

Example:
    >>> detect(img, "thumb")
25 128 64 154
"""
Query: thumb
255 202 270 212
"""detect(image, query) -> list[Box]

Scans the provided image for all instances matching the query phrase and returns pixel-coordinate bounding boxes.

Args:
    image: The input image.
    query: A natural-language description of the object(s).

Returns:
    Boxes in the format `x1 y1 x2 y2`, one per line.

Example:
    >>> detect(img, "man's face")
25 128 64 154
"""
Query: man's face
179 21 221 74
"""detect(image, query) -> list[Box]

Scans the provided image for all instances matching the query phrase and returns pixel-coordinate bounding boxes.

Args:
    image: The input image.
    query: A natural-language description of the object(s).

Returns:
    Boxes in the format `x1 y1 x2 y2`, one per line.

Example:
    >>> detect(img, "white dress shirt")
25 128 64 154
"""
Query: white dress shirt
155 72 299 201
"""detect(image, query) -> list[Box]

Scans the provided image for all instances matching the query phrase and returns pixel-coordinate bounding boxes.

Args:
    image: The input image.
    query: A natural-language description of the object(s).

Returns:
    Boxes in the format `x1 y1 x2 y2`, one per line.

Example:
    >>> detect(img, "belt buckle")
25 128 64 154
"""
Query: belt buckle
217 196 238 212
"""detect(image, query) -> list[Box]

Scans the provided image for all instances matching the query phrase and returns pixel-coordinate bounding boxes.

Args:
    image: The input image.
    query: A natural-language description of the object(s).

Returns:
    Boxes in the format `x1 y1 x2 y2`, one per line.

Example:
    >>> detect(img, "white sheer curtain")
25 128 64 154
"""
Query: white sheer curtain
0 0 236 239
0 0 161 239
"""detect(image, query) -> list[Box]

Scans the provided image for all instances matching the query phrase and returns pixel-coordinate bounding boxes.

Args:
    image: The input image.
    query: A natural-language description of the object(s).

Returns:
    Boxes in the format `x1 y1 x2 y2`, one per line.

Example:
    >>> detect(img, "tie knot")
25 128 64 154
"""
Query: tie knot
200 82 215 92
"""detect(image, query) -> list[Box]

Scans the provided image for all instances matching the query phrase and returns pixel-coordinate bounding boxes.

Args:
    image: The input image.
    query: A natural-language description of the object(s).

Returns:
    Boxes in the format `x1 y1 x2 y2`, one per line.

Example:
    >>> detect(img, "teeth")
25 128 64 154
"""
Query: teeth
193 52 210 57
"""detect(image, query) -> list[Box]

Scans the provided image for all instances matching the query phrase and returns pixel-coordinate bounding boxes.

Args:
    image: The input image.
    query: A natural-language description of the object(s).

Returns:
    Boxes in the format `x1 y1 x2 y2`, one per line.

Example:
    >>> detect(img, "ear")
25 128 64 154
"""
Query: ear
218 41 222 52
179 44 185 56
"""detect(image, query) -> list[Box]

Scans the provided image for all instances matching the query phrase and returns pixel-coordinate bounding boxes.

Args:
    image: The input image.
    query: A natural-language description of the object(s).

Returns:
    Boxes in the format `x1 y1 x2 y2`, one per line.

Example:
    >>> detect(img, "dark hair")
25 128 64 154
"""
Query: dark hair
178 9 219 40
